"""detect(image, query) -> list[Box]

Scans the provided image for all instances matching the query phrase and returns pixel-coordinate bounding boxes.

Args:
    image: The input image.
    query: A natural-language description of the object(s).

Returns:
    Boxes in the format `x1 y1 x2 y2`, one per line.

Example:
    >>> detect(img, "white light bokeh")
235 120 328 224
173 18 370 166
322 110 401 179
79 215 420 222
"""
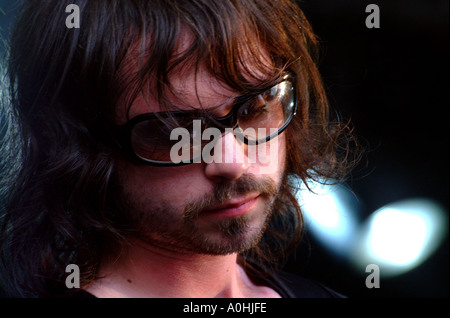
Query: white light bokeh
351 198 448 277
293 176 360 257
293 174 448 278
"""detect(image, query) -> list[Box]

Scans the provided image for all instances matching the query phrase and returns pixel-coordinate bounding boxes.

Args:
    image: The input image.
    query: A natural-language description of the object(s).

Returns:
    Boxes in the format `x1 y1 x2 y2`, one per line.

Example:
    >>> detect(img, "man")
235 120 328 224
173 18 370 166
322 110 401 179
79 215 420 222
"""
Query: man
0 0 353 298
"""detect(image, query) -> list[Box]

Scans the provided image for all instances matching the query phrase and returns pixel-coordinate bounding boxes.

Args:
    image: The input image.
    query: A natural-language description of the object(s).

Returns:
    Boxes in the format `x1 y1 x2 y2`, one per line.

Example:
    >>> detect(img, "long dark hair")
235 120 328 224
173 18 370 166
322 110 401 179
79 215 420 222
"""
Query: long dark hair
0 0 357 297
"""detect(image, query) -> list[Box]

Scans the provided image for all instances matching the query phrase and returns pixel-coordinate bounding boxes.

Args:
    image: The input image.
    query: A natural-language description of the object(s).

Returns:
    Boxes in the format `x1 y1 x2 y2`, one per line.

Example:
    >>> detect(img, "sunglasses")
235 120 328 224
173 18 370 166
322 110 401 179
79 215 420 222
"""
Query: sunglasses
107 74 297 166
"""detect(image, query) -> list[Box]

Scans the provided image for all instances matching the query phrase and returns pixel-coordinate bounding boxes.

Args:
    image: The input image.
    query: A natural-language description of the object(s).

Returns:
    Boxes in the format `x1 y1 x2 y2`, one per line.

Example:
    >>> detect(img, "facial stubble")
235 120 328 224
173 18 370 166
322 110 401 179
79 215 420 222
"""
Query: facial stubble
122 174 280 256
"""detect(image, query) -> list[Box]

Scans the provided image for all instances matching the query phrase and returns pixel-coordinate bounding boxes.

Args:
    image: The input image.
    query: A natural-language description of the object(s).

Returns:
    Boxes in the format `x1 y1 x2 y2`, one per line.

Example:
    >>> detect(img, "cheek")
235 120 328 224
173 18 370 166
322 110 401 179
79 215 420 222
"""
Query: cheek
116 159 206 209
247 134 286 180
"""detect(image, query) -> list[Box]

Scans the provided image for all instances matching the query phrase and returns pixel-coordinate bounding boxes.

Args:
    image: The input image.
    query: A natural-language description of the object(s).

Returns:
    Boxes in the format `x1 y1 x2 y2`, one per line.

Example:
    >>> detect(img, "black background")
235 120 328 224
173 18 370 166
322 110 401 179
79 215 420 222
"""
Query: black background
1 0 448 298
285 0 449 298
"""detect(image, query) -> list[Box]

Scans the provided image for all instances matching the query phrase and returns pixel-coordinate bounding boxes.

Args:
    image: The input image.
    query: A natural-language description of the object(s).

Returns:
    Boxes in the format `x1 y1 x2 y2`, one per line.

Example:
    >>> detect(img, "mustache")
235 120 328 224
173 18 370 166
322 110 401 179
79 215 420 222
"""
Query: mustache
184 174 278 220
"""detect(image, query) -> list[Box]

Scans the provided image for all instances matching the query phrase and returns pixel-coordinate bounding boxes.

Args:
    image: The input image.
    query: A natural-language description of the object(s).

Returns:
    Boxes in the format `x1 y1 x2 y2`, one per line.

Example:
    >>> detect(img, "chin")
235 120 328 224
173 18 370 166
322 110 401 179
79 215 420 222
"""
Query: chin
189 212 270 256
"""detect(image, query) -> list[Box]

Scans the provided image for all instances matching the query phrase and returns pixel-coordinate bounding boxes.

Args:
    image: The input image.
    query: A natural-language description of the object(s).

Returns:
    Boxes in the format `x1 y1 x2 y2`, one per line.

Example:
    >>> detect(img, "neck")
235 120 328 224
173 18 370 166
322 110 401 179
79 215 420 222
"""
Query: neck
86 238 279 298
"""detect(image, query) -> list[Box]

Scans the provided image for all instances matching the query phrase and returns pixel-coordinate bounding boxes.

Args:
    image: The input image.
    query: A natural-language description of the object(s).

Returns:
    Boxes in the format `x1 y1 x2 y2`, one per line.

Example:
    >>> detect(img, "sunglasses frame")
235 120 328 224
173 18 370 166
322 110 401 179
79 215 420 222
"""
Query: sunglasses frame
109 74 297 166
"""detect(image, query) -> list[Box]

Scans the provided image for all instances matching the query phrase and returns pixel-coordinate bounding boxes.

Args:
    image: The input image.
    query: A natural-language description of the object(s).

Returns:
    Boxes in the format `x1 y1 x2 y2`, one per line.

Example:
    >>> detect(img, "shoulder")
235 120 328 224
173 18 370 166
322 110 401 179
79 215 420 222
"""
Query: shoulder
244 262 346 298
271 271 346 298
255 269 346 298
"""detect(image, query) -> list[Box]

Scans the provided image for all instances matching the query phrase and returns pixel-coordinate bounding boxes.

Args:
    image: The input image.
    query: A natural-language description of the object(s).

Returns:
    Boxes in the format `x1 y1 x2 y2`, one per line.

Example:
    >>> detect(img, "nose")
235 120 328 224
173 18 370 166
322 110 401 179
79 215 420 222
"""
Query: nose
204 131 250 181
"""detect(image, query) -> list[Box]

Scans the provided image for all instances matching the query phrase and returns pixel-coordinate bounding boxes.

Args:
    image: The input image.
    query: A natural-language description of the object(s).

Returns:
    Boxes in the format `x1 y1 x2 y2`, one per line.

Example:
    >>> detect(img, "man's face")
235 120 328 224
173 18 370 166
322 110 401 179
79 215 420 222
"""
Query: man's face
115 43 287 256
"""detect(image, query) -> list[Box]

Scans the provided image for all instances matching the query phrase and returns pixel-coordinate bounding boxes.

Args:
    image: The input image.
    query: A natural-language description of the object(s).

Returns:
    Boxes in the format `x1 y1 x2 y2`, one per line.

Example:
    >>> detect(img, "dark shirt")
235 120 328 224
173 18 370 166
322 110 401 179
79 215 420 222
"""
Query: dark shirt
257 270 345 298
69 269 345 298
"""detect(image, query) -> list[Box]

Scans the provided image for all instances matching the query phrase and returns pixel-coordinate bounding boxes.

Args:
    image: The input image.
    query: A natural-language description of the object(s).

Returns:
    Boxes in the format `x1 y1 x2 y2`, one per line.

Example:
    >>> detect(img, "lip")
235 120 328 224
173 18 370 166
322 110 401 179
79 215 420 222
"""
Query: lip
202 194 260 218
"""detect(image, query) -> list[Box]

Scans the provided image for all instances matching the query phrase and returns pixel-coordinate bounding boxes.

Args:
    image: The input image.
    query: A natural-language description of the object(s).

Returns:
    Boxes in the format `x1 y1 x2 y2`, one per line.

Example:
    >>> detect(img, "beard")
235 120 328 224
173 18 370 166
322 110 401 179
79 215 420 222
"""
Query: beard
120 174 280 256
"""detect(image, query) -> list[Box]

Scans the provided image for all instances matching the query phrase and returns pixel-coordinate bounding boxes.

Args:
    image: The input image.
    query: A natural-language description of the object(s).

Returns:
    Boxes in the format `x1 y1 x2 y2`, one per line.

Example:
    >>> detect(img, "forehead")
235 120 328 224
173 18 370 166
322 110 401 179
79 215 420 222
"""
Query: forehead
127 72 233 118
115 31 275 124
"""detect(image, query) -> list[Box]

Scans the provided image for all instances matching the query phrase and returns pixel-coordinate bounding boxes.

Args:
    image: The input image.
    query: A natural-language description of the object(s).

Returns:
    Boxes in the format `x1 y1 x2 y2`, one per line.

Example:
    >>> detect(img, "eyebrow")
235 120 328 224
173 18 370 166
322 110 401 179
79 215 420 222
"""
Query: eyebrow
156 77 288 115
123 73 292 126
